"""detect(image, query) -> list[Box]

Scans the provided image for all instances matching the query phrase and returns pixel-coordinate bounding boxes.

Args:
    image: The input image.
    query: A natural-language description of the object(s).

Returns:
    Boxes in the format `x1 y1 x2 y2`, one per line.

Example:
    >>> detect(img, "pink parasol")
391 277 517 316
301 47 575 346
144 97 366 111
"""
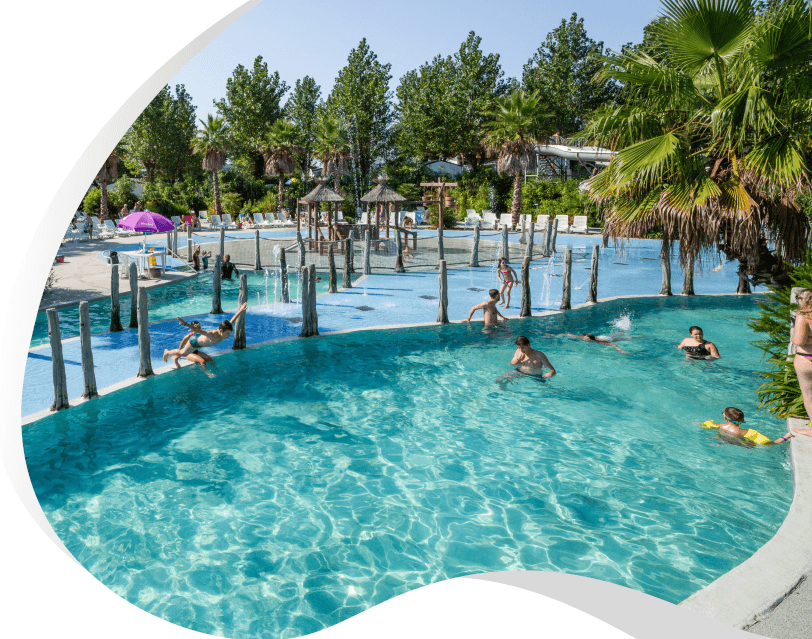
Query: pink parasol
117 210 175 233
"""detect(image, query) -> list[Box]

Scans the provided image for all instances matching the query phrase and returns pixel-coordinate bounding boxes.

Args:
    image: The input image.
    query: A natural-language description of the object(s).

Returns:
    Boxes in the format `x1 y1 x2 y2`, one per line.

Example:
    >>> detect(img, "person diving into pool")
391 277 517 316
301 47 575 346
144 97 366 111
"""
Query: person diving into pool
163 303 248 370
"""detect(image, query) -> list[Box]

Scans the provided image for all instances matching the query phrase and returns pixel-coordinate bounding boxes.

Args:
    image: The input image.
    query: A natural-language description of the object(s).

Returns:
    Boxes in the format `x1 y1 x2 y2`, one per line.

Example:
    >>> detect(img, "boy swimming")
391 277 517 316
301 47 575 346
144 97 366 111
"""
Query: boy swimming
163 303 248 370
700 407 793 446
467 289 509 326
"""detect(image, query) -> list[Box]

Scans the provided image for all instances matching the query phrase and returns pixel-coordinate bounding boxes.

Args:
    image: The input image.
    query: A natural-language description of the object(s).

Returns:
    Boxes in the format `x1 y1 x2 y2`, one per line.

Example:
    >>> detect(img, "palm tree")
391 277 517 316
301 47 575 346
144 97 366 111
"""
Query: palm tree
262 119 301 215
194 115 229 217
583 0 812 274
96 152 119 220
314 115 353 195
485 90 547 226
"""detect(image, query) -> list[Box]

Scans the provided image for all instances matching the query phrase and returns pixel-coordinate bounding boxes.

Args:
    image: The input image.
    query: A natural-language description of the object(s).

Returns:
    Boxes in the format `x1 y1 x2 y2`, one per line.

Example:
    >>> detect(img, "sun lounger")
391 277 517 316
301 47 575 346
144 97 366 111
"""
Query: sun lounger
481 210 497 229
277 211 295 227
91 216 114 239
498 214 514 231
571 215 588 234
464 209 482 229
171 215 183 229
555 215 570 233
240 214 254 228
252 213 268 228
535 214 550 231
219 214 237 230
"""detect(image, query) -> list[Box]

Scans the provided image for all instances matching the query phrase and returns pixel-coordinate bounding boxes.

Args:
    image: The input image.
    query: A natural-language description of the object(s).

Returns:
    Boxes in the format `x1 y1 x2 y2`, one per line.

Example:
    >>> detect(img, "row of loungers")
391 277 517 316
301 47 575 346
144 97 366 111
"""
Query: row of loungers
464 210 589 234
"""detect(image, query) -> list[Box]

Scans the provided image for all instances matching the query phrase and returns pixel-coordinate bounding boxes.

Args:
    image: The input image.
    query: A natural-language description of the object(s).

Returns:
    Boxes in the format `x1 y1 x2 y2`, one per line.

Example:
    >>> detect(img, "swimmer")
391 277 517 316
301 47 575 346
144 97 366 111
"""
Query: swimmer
497 258 519 309
509 336 556 378
699 407 793 446
562 333 628 354
467 289 509 326
176 320 217 373
163 303 248 370
678 326 721 359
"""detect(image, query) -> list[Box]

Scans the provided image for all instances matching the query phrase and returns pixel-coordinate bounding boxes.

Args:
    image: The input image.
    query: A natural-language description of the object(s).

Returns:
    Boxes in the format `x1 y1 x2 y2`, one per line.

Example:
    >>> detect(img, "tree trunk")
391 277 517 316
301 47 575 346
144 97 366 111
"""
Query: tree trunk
660 238 672 296
683 253 695 296
278 175 284 216
213 169 222 216
519 257 532 318
100 181 109 220
511 173 522 227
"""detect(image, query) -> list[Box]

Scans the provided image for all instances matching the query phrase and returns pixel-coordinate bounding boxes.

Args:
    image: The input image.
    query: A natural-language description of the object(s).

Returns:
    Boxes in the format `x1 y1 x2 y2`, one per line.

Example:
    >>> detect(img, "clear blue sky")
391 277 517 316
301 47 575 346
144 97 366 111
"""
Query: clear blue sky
170 0 662 122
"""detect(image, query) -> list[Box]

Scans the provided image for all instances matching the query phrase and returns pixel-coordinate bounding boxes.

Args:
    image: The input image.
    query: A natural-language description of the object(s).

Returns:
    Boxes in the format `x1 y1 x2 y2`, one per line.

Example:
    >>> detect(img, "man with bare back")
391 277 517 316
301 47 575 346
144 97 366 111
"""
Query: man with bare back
163 303 248 370
466 289 509 326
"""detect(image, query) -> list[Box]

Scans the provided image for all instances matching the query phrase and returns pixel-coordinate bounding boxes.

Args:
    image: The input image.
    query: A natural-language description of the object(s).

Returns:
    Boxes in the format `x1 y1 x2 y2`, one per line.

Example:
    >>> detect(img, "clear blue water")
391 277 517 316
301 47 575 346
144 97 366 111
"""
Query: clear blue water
23 295 792 638
31 269 339 348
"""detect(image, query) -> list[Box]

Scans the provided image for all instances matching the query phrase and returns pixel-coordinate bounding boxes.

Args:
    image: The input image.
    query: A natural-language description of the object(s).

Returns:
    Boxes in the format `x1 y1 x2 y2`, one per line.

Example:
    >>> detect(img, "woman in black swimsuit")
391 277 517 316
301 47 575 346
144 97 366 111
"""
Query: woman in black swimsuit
677 326 721 359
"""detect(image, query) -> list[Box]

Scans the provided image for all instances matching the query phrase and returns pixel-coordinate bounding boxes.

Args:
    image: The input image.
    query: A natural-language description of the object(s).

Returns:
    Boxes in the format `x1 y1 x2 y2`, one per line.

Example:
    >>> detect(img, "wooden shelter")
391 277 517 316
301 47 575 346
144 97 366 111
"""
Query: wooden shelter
360 175 407 238
301 178 344 245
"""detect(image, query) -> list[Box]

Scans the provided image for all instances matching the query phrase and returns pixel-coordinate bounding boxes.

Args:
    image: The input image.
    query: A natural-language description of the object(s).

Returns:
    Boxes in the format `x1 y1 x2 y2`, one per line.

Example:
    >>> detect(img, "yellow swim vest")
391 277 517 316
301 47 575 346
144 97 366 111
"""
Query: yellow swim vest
700 420 771 444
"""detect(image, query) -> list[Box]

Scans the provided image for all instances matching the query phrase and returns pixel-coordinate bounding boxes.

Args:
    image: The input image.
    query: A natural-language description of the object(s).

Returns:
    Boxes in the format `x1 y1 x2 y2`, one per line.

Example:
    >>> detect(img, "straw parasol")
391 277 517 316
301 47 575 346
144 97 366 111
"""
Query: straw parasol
301 178 344 242
360 174 407 237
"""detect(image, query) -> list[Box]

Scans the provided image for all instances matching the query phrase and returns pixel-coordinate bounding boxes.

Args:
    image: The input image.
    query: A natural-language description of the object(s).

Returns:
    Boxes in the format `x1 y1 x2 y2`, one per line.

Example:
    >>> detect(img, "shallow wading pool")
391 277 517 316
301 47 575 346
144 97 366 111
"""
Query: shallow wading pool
23 295 791 638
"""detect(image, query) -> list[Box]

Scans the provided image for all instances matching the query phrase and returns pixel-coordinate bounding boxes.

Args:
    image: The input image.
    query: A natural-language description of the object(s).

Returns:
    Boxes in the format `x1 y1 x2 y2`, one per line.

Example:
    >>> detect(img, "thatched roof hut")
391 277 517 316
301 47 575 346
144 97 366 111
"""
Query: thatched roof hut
360 174 407 204
301 178 344 242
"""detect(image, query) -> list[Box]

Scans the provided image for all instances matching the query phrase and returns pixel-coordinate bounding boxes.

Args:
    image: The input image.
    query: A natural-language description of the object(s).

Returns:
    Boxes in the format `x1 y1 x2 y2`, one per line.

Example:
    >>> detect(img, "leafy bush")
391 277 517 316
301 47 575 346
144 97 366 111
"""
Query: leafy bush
241 191 278 214
210 192 243 216
427 205 456 229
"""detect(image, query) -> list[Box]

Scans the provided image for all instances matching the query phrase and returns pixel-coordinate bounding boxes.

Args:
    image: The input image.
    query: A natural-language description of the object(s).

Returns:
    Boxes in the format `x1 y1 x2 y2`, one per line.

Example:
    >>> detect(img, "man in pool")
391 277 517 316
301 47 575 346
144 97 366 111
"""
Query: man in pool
466 289 509 326
163 303 248 370
221 254 239 280
699 407 793 446
506 336 556 379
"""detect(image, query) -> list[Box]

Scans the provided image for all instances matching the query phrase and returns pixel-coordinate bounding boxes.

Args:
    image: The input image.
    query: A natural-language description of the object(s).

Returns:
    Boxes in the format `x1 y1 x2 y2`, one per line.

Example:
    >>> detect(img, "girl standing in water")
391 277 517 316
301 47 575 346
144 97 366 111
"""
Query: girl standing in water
497 258 519 309
792 289 812 436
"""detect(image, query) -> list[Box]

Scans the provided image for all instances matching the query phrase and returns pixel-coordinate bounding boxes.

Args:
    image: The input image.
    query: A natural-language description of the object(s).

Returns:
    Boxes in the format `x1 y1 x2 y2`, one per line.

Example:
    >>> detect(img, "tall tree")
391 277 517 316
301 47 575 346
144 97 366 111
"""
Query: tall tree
285 76 322 178
96 152 120 219
262 119 301 215
215 56 288 176
485 90 547 225
314 113 353 194
123 85 197 183
523 13 618 136
194 115 229 217
326 39 394 195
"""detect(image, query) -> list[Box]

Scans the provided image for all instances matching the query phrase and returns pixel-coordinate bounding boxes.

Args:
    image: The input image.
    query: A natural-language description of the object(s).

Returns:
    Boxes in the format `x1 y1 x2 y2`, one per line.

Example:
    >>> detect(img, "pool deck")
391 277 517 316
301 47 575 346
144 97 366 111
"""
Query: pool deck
27 231 811 637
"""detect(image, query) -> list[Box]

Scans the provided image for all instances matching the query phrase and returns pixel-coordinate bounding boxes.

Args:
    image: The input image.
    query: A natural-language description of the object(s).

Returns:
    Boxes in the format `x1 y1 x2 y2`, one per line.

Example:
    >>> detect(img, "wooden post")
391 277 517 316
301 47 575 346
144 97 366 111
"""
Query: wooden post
364 229 371 275
342 239 352 289
128 262 139 328
550 218 560 254
219 228 225 260
299 265 311 337
172 229 178 256
233 274 248 350
519 215 527 244
660 238 672 296
280 248 290 303
560 247 572 310
137 288 153 377
309 263 318 335
296 231 306 268
437 220 445 268
385 202 390 239
110 264 123 332
437 259 449 324
254 230 262 270
166 230 172 253
348 234 355 273
683 253 695 296
46 308 69 411
327 243 337 293
501 225 510 263
737 259 752 294
296 199 301 233
394 226 405 273
519 257 532 318
79 301 97 399
602 231 609 248
586 244 599 304
187 226 193 264
469 224 480 267
544 219 554 257
525 223 535 260
211 254 223 314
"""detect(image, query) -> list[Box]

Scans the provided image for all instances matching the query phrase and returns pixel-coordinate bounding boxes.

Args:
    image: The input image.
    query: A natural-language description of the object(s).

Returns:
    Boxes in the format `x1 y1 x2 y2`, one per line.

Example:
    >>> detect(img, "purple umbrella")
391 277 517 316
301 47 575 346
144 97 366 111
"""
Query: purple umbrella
118 210 175 249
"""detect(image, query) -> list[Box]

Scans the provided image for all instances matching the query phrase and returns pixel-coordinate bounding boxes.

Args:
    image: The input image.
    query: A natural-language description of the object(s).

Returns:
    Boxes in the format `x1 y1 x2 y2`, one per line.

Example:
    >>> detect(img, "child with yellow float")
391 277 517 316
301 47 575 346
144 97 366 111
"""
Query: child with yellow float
699 407 793 446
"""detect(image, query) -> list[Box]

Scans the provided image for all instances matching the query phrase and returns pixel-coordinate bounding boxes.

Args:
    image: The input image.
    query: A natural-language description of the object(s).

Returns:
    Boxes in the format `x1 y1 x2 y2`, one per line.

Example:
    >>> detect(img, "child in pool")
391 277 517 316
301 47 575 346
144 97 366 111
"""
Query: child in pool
700 407 793 446
497 258 519 309
163 303 248 370
467 289 509 326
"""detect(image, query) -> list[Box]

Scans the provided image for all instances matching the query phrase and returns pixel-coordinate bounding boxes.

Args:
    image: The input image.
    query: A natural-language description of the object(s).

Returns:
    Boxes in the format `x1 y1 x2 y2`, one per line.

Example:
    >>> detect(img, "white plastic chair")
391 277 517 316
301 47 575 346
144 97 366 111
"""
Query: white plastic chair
535 214 550 230
481 210 497 229
555 215 570 233
498 214 514 231
221 214 238 230
210 214 223 229
464 210 482 229
571 215 588 234
171 216 183 229
277 212 295 227
91 216 114 239
253 213 268 228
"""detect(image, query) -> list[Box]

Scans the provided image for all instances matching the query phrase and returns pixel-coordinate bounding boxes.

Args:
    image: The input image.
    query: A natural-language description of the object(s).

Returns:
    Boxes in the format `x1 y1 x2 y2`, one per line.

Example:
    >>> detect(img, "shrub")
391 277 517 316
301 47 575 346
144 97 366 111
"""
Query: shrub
427 205 456 229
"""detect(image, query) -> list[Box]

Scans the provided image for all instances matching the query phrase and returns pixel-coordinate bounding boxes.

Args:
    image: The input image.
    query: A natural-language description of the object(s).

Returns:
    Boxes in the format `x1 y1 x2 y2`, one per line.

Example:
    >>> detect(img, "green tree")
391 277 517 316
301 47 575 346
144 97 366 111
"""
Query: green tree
314 113 353 194
582 0 812 268
485 90 548 225
215 56 288 176
285 76 322 178
326 39 394 196
123 85 197 183
95 152 120 219
523 13 618 136
193 114 229 217
262 119 301 215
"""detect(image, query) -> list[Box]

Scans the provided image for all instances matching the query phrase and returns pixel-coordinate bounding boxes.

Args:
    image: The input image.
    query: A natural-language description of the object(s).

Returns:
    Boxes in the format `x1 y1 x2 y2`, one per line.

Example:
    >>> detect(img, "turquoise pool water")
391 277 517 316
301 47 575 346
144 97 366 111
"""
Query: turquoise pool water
23 295 792 638
31 269 339 348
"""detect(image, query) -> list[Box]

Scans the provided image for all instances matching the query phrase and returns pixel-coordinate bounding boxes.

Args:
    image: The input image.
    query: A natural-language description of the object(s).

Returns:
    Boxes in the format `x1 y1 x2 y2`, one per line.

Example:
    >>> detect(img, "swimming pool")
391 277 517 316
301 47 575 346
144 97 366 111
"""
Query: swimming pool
23 295 791 638
31 269 345 348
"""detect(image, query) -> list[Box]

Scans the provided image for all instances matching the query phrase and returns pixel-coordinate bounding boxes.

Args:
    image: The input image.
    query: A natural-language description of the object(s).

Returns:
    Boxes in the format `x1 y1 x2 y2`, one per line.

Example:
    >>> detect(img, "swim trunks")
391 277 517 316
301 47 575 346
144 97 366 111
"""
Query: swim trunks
189 334 201 349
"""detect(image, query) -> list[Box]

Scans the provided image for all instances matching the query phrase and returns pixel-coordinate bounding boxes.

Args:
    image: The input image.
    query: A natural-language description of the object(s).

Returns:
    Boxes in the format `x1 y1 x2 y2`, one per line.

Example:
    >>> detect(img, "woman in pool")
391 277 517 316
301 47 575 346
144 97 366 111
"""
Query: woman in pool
792 289 812 436
677 326 720 360
497 258 519 309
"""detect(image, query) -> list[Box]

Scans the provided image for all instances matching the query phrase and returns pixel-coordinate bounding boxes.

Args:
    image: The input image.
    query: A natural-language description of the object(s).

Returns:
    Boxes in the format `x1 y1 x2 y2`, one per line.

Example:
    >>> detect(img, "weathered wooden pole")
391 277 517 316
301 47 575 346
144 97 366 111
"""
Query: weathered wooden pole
342 239 353 289
327 244 337 293
437 259 449 324
299 265 311 337
519 215 527 244
602 231 609 248
660 238 672 296
437 218 445 268
308 263 319 335
683 253 695 296
187 226 193 264
219 228 225 260
394 227 405 273
560 246 572 310
469 224 480 267
550 218 560 253
137 288 153 377
525 223 535 260
254 230 262 270
501 224 510 263
519 257 532 318
233 274 248 350
46 308 69 411
586 244 600 304
110 264 123 332
280 248 290 303
364 230 371 275
348 234 355 273
211 254 223 314
737 258 752 294
128 262 139 329
166 230 172 253
78 301 98 400
172 229 178 256
296 231 306 268
544 219 554 257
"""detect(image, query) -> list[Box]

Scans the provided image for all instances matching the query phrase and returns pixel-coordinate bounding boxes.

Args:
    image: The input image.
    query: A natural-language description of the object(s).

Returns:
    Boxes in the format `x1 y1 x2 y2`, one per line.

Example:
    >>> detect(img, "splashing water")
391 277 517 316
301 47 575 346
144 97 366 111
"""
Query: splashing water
612 313 634 332
539 257 556 308
263 269 270 305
